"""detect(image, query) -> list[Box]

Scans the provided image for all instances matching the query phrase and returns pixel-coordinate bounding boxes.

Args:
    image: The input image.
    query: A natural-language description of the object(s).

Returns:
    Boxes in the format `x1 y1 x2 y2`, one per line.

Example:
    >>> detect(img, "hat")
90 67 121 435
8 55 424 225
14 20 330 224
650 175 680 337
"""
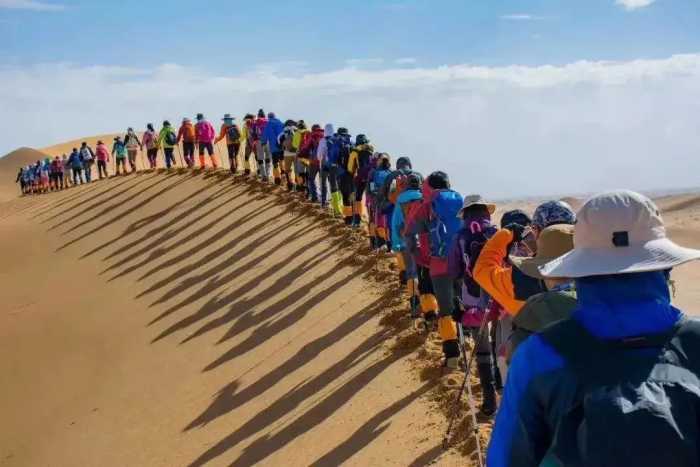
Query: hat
540 190 700 278
533 200 576 229
222 114 235 121
196 113 204 121
457 194 496 218
182 118 191 123
510 224 575 279
501 209 532 229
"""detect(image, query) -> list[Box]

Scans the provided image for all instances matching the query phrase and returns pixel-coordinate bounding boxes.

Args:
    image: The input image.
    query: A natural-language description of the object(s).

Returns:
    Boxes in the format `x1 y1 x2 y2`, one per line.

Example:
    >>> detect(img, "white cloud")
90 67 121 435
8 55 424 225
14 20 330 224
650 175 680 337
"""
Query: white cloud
0 0 64 11
615 0 655 11
2 54 700 198
500 14 545 21
395 57 418 65
345 58 385 68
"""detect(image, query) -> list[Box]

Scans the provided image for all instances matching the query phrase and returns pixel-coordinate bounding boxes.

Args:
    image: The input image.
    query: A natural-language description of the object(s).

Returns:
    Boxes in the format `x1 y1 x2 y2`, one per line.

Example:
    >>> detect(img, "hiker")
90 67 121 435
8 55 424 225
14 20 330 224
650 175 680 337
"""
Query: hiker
158 121 178 169
489 209 534 388
253 109 269 180
406 171 464 369
124 128 141 173
447 195 499 415
61 155 71 188
177 118 196 168
194 113 218 169
317 124 339 211
50 156 64 190
488 190 700 467
347 134 375 227
241 113 256 176
292 120 311 193
278 119 298 190
330 127 355 223
215 114 241 174
299 123 325 203
474 200 575 317
391 172 424 318
80 142 95 183
112 137 128 175
142 123 159 169
68 148 84 185
380 157 421 283
262 112 284 184
16 167 25 194
368 154 392 249
95 140 110 179
507 224 576 360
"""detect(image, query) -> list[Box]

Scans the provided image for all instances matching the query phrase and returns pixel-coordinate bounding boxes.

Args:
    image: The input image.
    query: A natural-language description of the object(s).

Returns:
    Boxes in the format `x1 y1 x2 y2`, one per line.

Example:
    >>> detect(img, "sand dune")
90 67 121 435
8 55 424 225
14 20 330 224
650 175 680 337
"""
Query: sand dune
0 161 470 466
2 137 700 466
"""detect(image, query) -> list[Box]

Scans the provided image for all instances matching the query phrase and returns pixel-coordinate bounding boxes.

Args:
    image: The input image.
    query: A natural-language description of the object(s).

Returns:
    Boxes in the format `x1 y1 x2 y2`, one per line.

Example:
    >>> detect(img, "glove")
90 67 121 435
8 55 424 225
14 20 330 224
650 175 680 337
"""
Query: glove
505 223 526 243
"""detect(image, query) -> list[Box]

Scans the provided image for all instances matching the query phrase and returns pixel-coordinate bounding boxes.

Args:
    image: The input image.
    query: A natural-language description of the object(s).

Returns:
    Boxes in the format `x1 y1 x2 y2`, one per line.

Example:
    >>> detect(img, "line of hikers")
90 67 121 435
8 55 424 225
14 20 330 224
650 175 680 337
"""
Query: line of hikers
14 111 700 467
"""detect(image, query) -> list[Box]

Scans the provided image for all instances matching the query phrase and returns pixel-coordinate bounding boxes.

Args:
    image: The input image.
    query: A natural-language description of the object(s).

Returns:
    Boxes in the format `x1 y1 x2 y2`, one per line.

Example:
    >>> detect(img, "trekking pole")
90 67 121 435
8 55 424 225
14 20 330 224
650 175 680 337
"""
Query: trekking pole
442 303 489 467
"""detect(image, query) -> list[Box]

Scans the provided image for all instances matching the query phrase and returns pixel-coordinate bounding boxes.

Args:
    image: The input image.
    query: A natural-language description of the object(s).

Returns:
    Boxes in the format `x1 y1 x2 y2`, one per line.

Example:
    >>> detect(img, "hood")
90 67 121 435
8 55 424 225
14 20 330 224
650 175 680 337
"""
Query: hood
324 124 334 137
397 189 423 205
312 127 325 140
574 270 681 339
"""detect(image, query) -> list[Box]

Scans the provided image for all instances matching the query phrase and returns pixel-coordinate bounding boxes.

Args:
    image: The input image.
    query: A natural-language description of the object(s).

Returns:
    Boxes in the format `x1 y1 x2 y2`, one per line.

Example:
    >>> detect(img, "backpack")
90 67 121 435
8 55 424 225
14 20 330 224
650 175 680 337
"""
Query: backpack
80 147 93 161
459 220 498 298
539 317 700 467
226 124 241 143
164 130 177 146
354 147 374 182
281 128 296 153
328 135 352 168
428 189 463 258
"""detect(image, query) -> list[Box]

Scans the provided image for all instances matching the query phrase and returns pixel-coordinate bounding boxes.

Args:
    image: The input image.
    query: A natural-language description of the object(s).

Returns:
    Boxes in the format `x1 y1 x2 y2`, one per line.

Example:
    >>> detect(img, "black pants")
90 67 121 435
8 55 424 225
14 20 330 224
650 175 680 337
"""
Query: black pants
227 143 240 172
164 148 175 168
97 160 108 178
339 172 355 209
183 142 195 166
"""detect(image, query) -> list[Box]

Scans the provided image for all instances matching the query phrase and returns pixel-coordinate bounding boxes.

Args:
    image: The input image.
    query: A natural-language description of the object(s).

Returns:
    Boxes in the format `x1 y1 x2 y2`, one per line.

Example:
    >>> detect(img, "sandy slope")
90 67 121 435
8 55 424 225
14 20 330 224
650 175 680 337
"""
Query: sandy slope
0 167 467 466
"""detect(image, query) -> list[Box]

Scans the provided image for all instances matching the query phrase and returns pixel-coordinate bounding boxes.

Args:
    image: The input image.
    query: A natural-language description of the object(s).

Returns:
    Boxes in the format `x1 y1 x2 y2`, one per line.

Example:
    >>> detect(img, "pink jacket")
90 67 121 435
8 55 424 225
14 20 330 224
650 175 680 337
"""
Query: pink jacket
142 130 157 149
195 120 216 144
95 144 110 162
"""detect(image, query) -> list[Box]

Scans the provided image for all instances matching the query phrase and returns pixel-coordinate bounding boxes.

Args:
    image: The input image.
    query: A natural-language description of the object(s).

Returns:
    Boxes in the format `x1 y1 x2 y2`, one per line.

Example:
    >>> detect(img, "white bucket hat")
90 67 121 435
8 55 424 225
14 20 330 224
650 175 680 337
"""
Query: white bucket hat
540 190 700 278
456 194 496 218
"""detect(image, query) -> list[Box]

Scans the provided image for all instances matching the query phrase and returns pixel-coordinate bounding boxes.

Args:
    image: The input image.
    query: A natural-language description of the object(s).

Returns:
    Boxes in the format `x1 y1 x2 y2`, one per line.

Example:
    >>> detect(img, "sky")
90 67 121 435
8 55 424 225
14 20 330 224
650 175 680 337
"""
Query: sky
1 0 700 198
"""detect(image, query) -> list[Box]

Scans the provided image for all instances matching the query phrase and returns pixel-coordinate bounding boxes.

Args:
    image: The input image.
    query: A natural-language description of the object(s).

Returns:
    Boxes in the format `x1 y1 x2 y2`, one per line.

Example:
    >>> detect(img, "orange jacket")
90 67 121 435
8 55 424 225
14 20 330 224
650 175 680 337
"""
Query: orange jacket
215 123 240 145
473 229 525 315
177 122 196 143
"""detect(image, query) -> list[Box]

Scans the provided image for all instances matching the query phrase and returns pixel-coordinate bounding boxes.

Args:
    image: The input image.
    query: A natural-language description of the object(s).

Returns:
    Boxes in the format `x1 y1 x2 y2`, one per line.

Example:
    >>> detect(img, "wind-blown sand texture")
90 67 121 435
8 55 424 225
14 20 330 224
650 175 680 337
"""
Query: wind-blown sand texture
1 138 698 466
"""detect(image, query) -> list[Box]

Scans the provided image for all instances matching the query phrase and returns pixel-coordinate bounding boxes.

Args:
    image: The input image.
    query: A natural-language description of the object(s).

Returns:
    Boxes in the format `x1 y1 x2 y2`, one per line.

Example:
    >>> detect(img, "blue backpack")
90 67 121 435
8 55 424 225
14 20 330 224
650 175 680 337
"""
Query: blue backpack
327 135 352 171
428 189 463 258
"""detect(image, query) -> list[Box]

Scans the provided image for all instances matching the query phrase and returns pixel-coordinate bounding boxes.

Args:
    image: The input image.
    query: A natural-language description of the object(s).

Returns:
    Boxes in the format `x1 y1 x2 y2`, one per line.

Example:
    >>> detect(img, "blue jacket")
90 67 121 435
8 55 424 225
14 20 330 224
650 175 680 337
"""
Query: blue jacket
488 271 683 467
68 151 83 169
391 189 422 251
262 117 284 153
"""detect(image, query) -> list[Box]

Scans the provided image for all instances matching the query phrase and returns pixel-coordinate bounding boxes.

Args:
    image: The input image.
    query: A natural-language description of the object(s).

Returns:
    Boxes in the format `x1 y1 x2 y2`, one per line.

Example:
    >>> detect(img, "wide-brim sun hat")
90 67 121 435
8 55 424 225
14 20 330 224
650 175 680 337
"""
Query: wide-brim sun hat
510 224 574 279
457 194 496 218
222 113 235 120
539 190 700 278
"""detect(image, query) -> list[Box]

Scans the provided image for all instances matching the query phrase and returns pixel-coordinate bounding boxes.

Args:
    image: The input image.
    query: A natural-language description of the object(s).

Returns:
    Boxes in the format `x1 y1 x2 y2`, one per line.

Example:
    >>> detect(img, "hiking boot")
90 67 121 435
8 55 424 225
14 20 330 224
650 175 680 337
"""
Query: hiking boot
244 168 251 176
274 177 282 185
477 362 497 416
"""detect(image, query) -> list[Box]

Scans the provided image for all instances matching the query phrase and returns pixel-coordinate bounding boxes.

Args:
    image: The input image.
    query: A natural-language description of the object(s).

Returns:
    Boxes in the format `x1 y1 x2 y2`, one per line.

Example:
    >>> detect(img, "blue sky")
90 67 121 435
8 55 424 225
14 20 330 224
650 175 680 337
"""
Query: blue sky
1 0 700 198
1 0 699 71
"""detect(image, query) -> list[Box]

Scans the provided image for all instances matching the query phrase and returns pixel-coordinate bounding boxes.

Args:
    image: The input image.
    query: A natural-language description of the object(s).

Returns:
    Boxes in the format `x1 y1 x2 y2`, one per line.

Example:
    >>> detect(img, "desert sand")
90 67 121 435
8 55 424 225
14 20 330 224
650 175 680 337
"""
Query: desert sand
1 138 699 467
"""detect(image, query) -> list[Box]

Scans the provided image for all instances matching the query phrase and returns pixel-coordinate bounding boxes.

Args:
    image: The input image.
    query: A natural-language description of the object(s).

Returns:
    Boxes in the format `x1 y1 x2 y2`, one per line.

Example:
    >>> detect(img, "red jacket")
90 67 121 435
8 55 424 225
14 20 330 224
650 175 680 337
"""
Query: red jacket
178 122 196 143
405 180 434 269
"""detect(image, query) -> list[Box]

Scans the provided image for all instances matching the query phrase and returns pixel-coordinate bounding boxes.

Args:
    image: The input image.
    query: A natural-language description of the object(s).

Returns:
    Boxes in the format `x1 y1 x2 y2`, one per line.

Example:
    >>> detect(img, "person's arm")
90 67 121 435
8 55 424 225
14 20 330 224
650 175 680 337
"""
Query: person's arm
487 336 560 467
473 229 524 315
215 124 226 144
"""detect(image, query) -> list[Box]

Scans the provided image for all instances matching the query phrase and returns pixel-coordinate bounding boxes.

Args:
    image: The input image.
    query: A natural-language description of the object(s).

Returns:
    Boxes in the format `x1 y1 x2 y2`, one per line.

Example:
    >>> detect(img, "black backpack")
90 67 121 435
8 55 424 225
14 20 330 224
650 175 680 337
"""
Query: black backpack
226 124 241 142
538 317 700 467
165 130 177 146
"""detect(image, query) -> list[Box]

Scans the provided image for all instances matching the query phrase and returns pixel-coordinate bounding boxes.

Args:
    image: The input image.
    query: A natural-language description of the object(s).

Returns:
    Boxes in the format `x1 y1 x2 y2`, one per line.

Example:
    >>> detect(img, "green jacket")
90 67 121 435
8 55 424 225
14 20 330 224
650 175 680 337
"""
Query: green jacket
158 126 177 149
508 289 577 362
